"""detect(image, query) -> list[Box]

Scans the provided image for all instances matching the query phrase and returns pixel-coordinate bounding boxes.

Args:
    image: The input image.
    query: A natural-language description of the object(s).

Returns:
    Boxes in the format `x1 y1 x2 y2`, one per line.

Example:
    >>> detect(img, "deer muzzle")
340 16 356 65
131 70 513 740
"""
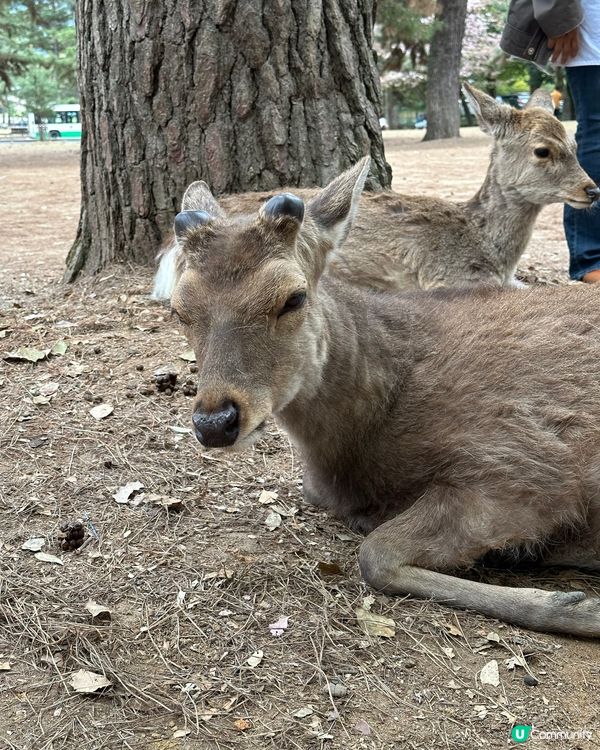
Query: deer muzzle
585 186 600 202
192 400 240 448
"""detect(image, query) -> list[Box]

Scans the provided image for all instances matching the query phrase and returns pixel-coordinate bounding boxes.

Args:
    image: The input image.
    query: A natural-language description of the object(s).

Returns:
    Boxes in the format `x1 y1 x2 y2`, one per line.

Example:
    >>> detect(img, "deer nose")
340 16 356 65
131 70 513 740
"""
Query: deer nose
585 186 600 202
192 401 240 448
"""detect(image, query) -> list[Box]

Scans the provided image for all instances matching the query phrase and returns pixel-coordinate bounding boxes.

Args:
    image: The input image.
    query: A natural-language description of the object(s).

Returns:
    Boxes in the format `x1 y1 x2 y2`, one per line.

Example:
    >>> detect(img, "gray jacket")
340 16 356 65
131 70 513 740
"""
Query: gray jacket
500 0 582 66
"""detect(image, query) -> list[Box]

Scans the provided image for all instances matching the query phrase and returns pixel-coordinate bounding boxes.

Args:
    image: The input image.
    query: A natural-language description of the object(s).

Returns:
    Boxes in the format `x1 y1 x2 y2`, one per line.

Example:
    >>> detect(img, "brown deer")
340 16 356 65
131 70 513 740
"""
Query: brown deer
157 157 600 637
153 85 599 299
328 84 599 290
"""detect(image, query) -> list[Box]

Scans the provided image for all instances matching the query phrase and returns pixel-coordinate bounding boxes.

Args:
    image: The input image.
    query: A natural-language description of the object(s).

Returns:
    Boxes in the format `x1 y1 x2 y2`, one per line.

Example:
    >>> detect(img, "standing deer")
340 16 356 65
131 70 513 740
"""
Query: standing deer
156 157 600 637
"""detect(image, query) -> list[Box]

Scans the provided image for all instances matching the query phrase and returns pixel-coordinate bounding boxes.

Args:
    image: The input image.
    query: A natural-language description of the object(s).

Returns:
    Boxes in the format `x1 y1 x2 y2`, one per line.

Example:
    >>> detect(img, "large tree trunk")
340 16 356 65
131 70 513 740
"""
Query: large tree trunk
65 0 391 280
423 0 467 141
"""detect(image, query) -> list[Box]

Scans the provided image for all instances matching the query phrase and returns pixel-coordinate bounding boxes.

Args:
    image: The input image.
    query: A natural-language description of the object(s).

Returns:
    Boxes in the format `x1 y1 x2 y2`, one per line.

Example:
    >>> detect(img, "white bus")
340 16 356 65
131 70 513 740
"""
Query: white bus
28 103 81 140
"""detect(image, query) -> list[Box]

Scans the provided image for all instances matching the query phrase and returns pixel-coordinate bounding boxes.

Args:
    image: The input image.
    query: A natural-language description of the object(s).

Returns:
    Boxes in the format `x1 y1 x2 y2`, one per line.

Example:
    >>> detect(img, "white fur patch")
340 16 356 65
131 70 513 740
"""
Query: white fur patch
151 241 181 301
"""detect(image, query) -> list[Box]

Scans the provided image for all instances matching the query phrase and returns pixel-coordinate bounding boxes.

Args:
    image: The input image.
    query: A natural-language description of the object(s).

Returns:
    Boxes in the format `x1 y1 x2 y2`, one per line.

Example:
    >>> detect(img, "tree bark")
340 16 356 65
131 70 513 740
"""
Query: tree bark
423 0 467 141
65 0 391 280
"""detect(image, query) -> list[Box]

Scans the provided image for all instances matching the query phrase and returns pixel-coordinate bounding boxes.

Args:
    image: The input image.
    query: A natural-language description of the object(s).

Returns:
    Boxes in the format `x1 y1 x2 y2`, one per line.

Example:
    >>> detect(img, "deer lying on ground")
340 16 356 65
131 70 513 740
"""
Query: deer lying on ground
154 85 599 299
155 157 600 637
329 84 599 290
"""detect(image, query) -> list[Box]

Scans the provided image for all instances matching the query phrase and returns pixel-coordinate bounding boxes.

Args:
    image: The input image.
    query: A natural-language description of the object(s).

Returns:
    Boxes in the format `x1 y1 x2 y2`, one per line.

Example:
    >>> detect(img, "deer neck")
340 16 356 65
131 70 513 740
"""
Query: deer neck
466 155 542 278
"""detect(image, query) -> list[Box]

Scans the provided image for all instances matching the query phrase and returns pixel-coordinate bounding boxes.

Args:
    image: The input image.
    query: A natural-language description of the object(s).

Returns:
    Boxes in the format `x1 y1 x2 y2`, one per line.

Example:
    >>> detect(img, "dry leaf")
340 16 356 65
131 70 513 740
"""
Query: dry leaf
269 616 289 636
34 552 63 566
90 403 114 420
257 489 278 504
361 594 376 611
198 709 218 722
441 646 455 659
474 704 488 719
354 719 372 736
445 623 463 637
51 340 68 356
172 729 191 739
356 606 395 638
246 650 263 668
264 510 282 531
85 600 111 622
317 560 344 578
233 718 251 731
112 481 144 504
39 382 59 396
486 631 501 643
145 493 184 512
0 662 11 671
5 347 49 363
480 659 500 687
293 705 314 719
31 394 52 405
69 669 112 693
179 349 196 362
22 537 45 552
505 655 527 670
29 436 48 448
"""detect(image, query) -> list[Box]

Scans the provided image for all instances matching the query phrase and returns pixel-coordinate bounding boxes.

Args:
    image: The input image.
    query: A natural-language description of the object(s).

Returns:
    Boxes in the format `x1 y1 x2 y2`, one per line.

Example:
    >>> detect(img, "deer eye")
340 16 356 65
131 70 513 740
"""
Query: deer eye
534 147 550 158
278 291 306 317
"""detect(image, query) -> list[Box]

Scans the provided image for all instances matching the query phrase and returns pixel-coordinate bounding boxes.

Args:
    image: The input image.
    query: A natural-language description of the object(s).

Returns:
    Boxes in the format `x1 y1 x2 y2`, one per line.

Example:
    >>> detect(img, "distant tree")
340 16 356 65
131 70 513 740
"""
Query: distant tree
461 0 505 95
375 0 435 123
0 0 76 110
424 0 468 140
0 1 32 88
65 0 391 280
377 0 435 74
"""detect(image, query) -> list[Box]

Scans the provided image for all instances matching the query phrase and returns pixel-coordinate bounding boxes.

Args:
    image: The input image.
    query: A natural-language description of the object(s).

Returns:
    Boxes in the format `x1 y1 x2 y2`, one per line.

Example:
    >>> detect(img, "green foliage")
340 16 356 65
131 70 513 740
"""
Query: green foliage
0 0 76 114
377 0 437 72
376 1 438 120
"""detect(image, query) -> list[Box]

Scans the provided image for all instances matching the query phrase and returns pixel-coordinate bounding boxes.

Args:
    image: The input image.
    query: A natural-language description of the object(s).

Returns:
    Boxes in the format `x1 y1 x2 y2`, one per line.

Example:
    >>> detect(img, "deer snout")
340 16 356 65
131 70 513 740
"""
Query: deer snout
586 185 600 202
192 400 240 448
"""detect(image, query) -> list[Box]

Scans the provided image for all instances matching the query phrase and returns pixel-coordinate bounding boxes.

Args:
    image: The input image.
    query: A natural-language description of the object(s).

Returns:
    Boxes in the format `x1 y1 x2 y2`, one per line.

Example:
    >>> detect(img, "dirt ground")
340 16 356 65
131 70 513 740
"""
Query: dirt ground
1 131 599 750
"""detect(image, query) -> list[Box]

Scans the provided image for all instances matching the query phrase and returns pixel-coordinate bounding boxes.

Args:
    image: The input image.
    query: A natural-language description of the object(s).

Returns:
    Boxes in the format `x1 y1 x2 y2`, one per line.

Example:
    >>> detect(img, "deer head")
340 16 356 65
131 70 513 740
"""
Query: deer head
169 158 371 450
463 83 599 208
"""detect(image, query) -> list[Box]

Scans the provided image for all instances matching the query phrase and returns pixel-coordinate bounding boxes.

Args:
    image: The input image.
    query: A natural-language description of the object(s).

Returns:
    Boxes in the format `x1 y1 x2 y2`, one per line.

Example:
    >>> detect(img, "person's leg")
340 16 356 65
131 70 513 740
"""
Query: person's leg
564 66 600 281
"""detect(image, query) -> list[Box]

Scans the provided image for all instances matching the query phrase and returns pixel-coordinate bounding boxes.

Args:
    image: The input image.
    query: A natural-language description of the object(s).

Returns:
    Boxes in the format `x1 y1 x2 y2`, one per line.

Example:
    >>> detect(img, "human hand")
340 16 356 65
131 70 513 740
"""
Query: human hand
548 28 580 64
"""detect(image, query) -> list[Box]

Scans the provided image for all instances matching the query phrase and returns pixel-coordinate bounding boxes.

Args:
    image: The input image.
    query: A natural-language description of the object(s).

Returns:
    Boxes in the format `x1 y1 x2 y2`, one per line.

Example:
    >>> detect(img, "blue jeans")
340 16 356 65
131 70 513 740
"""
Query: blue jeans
564 66 600 280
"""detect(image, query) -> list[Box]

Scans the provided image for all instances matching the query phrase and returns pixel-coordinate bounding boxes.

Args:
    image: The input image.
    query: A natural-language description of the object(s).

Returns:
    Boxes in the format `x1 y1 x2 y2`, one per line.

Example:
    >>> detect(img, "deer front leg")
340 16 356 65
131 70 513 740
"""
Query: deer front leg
358 485 600 638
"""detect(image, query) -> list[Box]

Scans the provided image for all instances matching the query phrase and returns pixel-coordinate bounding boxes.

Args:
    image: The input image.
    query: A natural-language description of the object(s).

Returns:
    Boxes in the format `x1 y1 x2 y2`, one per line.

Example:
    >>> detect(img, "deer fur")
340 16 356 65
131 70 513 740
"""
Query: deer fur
156 157 600 638
152 85 598 301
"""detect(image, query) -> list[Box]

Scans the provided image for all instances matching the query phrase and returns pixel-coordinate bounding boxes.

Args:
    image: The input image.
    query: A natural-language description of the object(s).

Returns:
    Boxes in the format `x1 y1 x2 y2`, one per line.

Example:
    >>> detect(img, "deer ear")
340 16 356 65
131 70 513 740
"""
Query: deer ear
181 180 224 217
462 83 513 137
525 88 554 115
307 156 370 248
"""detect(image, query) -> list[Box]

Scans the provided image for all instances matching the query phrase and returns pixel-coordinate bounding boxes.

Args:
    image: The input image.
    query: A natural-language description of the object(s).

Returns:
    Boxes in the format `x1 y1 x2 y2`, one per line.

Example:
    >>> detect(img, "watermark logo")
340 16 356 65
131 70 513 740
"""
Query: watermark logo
512 726 532 744
510 724 593 744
